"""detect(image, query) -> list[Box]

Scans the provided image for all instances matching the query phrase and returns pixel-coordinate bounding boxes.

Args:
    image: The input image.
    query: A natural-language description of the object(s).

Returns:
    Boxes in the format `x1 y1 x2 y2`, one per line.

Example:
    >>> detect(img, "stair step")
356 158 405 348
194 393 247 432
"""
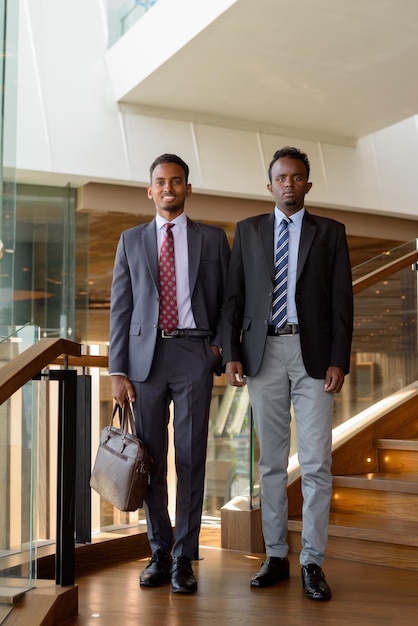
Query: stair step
289 514 418 546
374 438 418 451
287 515 418 570
377 446 418 473
329 513 418 545
333 472 418 493
331 473 418 521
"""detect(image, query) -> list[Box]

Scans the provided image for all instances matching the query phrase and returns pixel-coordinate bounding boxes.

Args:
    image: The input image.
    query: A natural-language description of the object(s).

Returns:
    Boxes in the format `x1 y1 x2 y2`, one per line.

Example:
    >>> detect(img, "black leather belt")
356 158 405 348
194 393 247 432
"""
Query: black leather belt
267 324 299 336
158 328 213 339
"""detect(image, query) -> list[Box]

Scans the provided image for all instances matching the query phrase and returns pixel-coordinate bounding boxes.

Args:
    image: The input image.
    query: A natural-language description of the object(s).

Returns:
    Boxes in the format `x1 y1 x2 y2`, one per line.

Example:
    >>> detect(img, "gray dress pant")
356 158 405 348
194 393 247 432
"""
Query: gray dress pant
246 334 334 566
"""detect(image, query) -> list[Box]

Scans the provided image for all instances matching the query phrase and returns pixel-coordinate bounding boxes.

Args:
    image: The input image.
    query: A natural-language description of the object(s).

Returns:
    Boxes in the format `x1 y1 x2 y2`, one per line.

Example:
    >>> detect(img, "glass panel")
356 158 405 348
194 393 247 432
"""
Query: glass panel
0 325 39 623
107 0 160 47
75 211 89 343
0 1 33 619
204 382 254 519
0 0 18 336
12 184 78 340
0 323 40 366
348 253 418 411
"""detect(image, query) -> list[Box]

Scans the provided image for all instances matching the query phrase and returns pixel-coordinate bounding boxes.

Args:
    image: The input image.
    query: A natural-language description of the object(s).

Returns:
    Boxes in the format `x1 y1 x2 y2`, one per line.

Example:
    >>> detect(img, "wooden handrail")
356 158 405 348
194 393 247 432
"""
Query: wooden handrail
352 249 418 295
52 354 109 368
0 338 81 405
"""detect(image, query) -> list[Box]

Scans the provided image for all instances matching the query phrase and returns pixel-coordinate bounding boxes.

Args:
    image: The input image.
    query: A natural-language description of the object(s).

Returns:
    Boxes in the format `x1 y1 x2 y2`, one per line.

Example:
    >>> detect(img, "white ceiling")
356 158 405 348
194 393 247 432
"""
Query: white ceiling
119 0 418 145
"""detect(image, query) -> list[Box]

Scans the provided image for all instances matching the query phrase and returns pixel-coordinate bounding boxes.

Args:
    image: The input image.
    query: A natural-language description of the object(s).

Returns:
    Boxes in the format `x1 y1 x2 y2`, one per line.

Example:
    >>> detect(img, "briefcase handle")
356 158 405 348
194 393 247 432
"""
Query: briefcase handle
107 401 138 438
121 401 137 437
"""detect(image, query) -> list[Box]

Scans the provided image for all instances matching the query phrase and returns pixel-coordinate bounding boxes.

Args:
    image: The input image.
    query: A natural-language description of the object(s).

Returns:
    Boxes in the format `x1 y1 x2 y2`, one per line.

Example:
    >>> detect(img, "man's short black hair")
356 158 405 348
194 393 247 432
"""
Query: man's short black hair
268 146 310 182
150 153 190 183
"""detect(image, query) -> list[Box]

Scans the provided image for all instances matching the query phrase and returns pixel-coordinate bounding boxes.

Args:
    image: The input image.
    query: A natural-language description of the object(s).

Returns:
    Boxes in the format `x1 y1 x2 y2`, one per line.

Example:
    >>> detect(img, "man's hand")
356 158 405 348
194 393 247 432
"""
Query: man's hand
225 361 246 387
211 345 222 362
111 374 135 406
324 366 345 393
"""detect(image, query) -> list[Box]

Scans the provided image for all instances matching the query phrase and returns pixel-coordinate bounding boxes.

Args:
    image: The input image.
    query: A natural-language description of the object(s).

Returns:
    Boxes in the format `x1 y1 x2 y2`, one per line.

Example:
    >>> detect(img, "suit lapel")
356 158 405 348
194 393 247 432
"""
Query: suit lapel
143 219 159 287
187 218 202 293
297 211 317 280
260 213 276 281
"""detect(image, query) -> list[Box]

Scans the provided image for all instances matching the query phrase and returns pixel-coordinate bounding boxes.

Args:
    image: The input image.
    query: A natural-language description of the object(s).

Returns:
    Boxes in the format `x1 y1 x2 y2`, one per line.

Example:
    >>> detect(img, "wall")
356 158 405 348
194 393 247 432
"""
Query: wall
15 0 418 226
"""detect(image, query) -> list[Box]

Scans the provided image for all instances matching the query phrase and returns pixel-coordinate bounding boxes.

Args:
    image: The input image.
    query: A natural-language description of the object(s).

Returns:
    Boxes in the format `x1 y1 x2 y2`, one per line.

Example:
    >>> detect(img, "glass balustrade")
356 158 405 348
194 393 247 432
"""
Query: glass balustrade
107 0 160 47
351 239 418 281
0 324 39 623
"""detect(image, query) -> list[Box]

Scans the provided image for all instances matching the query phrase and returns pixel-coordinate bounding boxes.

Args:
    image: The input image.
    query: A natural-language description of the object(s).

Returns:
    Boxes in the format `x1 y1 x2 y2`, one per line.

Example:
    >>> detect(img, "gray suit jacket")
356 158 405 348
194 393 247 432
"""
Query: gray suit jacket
222 210 353 379
109 216 230 381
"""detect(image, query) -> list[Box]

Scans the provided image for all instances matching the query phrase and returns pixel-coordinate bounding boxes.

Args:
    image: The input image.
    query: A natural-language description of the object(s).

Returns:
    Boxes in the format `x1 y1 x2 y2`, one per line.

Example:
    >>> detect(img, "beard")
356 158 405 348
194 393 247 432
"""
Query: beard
159 199 183 213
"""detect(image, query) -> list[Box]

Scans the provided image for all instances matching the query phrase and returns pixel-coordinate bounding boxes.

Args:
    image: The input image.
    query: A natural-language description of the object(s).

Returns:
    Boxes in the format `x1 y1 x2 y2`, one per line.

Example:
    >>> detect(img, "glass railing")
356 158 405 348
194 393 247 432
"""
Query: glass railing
349 243 418 406
107 0 160 47
0 323 40 365
0 324 39 624
351 239 418 281
205 381 252 520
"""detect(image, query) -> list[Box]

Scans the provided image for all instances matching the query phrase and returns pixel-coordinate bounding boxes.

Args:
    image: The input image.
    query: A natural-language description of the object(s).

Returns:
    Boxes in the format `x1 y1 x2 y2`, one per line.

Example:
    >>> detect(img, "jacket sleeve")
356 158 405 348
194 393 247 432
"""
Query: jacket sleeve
330 223 353 373
108 232 133 375
221 222 246 364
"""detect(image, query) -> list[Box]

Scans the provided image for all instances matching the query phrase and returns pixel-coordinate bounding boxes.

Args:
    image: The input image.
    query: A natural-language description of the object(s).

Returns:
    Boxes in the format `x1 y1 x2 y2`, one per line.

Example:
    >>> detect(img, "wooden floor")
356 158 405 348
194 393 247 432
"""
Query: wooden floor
66 528 418 626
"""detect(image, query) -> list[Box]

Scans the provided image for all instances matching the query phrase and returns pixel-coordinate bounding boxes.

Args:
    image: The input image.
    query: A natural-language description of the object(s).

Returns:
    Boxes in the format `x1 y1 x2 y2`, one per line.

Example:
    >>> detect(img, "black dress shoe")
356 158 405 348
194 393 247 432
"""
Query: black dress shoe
301 563 332 600
251 556 290 587
171 556 197 594
139 548 172 587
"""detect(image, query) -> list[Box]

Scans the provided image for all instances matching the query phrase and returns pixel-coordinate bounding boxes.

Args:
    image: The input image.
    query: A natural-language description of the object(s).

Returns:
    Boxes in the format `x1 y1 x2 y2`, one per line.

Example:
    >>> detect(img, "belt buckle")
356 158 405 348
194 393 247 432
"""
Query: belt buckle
277 324 292 335
161 330 174 339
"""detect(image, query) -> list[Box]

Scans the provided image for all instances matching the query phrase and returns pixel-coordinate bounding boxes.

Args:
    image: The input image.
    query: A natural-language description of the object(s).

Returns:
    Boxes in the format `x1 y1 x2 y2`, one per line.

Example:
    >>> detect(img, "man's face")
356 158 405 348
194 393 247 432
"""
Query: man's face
267 157 312 216
147 162 192 219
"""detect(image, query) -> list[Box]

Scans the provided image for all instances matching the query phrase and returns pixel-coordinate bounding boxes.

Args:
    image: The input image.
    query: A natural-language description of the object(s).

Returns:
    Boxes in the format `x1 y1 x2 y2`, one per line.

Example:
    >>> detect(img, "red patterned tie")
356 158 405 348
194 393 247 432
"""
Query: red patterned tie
158 223 179 333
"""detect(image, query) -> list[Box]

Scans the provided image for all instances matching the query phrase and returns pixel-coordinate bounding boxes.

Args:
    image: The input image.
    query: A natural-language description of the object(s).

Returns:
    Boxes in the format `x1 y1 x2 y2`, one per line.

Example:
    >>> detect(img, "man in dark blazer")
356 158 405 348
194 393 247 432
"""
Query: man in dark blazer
222 146 353 601
109 153 230 594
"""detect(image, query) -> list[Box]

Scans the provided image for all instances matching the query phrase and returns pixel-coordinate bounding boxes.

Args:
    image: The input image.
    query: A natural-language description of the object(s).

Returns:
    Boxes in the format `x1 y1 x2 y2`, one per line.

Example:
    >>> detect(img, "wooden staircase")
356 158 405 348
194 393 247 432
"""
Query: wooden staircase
288 437 418 570
329 437 418 569
286 388 418 570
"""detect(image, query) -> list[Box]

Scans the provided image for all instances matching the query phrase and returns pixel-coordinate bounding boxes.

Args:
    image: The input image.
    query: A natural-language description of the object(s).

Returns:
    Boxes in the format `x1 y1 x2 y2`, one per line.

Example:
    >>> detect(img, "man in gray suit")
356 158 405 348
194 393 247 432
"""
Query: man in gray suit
109 153 230 594
222 147 353 600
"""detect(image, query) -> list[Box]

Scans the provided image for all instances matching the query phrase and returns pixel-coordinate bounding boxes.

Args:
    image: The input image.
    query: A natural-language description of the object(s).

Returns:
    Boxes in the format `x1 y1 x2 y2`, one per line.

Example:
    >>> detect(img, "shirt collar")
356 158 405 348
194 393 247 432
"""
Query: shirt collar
274 206 305 228
156 212 187 230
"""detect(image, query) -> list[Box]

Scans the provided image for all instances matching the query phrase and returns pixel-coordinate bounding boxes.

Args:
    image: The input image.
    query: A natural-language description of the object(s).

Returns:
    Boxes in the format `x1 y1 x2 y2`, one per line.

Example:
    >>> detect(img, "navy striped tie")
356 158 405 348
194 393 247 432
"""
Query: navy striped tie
271 218 290 329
